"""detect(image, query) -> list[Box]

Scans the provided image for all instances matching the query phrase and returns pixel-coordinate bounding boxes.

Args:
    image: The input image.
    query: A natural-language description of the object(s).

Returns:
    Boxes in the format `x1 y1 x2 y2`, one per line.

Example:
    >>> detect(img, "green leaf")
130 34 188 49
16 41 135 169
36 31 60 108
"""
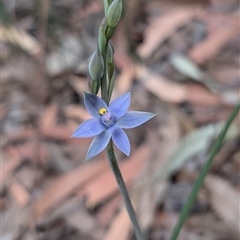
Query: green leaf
170 53 221 92
170 53 203 81
157 122 238 180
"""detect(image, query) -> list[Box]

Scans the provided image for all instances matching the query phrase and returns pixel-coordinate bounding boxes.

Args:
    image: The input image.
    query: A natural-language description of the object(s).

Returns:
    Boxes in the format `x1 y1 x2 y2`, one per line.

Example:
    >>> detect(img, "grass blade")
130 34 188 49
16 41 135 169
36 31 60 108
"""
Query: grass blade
170 102 240 240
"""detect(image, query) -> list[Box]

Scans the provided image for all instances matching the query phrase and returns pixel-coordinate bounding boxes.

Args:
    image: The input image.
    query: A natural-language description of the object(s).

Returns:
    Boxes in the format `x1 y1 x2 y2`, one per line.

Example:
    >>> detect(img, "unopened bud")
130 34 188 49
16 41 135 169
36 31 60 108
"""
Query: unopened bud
98 19 107 54
107 0 122 28
104 0 114 15
106 41 114 64
88 49 104 80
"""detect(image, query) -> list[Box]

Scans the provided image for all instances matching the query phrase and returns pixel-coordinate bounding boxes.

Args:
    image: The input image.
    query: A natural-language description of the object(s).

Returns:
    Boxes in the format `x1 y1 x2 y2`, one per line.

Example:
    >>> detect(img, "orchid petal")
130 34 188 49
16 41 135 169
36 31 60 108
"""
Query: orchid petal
86 130 111 160
117 111 156 129
84 92 108 118
71 118 105 138
109 125 130 156
109 92 130 120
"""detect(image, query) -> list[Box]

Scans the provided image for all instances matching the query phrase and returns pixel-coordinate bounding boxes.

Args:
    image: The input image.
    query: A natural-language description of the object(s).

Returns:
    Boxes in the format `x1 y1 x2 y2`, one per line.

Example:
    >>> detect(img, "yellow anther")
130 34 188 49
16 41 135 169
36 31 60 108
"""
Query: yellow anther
98 108 107 115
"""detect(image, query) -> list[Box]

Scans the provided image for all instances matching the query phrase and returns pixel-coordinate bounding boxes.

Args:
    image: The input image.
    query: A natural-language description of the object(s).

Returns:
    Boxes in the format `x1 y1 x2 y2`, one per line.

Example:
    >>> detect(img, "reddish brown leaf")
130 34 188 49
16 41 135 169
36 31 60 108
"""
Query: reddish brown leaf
135 65 221 106
6 129 36 143
103 207 131 240
77 144 150 208
114 66 135 98
188 16 239 64
135 65 187 103
2 148 22 183
138 7 199 59
63 105 91 122
34 159 108 218
14 141 49 165
9 181 30 206
205 175 240 232
40 125 75 140
97 195 121 227
185 83 220 106
39 103 58 129
69 76 88 96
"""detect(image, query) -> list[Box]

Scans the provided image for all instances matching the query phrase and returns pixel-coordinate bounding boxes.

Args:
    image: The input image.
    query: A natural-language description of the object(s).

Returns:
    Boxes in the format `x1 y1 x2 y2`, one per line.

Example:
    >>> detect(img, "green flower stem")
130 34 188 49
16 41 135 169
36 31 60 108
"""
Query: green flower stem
106 140 146 240
170 102 240 240
101 50 109 103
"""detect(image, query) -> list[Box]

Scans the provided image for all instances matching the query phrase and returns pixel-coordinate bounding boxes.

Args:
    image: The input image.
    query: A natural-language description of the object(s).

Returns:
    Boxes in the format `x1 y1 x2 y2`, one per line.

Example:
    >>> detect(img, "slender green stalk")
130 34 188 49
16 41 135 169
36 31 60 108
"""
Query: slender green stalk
99 1 145 238
101 50 109 103
170 102 240 240
106 141 146 240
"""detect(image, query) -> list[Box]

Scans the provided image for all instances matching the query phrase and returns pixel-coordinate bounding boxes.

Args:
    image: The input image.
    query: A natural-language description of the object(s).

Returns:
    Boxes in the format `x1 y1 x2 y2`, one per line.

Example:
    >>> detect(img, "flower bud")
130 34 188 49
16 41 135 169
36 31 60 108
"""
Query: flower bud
106 41 114 64
88 49 104 80
104 0 114 15
104 0 109 16
107 61 114 81
98 18 107 54
106 0 122 28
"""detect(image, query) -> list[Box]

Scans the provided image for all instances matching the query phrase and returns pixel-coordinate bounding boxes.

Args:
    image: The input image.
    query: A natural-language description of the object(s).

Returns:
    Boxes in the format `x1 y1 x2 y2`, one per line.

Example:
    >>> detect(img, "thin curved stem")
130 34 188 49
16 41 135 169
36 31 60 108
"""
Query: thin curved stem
170 102 240 240
106 140 146 240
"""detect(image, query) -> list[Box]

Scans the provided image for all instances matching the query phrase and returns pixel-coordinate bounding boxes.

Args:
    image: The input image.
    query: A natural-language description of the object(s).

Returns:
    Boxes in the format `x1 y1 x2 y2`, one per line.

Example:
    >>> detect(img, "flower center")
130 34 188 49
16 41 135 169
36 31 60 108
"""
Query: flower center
98 108 107 115
99 108 114 127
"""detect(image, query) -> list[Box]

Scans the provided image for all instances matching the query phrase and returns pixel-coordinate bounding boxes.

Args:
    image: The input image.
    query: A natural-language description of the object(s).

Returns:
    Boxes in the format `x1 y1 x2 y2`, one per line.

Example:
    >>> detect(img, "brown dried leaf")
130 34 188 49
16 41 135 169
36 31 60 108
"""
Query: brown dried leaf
133 114 181 229
135 65 186 103
34 159 108 218
103 207 131 240
205 175 240 232
9 181 30 206
135 65 221 105
63 105 91 122
40 125 74 141
65 198 105 240
187 214 240 239
114 66 135 97
153 212 187 240
0 198 7 211
112 22 134 70
39 103 58 129
0 103 8 121
188 16 239 64
97 195 121 227
6 129 36 143
138 7 199 59
69 76 88 95
185 83 220 106
14 141 49 165
2 147 22 183
0 25 42 56
2 204 32 240
78 144 149 208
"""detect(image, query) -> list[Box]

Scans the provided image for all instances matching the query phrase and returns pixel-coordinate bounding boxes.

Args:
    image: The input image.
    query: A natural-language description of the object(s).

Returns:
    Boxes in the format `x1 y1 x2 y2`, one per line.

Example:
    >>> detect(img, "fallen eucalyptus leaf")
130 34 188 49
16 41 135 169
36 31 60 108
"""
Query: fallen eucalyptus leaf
156 122 238 181
170 53 221 92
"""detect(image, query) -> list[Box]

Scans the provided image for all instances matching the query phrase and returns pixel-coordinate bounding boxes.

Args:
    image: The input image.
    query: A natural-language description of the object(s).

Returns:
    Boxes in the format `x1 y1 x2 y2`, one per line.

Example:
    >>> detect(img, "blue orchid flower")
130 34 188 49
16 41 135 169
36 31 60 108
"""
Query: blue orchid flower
71 92 156 160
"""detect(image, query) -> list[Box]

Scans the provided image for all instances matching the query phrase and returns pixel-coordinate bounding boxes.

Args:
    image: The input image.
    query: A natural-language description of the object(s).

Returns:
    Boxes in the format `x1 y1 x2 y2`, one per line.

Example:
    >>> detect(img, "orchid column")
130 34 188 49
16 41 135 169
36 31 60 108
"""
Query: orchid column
72 1 155 239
